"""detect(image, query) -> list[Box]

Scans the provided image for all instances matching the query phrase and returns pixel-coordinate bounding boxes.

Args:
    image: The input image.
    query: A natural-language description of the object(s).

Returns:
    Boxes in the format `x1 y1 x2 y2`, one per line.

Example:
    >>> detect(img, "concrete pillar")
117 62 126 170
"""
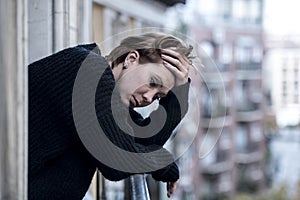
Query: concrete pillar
0 0 28 199
78 0 93 43
53 0 70 52
28 0 53 63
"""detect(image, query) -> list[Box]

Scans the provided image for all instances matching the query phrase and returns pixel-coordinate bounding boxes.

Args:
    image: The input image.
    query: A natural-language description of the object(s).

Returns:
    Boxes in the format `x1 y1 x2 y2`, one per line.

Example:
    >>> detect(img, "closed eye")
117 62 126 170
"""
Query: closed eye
150 77 162 88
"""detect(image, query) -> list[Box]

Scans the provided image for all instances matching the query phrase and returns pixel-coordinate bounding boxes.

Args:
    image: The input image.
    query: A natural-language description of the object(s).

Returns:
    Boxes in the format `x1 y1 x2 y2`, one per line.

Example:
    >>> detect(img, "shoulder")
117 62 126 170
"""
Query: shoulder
28 43 102 68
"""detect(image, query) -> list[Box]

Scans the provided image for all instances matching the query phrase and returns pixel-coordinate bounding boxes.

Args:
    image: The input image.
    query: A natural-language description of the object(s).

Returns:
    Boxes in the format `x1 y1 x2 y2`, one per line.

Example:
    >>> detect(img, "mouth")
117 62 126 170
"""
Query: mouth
130 96 139 107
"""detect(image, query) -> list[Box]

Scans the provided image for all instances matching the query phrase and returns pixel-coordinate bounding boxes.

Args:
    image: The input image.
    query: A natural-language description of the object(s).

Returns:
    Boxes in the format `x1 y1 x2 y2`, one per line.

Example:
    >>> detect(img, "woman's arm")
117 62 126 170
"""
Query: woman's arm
129 80 190 146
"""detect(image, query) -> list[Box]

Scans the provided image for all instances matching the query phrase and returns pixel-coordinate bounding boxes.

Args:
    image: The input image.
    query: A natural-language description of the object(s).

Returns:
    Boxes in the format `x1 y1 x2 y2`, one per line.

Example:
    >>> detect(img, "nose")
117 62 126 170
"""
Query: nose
142 89 157 104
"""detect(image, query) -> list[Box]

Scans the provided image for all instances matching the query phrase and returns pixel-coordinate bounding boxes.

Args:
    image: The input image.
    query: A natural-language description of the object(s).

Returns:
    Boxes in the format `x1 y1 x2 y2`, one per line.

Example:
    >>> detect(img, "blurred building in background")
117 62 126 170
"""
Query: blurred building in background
167 0 266 199
263 34 300 199
264 35 300 128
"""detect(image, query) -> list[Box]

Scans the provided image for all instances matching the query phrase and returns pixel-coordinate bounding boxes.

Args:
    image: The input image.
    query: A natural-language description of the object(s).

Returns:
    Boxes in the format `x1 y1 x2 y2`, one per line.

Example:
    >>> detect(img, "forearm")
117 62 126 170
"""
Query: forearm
129 80 190 146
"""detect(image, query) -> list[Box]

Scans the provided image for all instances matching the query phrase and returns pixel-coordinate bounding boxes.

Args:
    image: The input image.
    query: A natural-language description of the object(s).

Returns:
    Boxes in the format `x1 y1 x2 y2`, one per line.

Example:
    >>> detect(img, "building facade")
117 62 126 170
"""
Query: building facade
264 36 300 127
0 0 185 199
169 0 266 199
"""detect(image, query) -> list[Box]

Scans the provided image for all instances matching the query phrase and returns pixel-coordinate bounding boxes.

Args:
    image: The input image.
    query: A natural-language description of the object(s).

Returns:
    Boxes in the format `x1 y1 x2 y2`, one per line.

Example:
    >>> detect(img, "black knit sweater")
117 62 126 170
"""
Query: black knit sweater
28 43 190 199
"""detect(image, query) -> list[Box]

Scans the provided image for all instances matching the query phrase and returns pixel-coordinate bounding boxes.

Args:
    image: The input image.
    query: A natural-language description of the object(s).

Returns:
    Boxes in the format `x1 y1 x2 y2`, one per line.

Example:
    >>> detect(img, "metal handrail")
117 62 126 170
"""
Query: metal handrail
124 175 150 200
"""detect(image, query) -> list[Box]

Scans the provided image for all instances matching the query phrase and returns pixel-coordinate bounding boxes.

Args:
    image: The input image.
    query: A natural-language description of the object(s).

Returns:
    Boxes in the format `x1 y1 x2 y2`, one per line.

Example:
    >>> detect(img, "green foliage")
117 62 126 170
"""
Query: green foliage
235 184 290 200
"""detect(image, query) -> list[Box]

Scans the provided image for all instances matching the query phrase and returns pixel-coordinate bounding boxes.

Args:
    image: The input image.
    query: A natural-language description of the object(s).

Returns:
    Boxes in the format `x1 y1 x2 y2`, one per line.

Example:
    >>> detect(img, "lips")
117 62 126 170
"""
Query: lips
130 96 139 107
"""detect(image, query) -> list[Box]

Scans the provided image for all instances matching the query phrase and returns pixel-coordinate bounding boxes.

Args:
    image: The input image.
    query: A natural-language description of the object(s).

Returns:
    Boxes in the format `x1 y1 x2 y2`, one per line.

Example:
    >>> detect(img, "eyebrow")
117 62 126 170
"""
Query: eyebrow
153 74 163 87
153 74 168 98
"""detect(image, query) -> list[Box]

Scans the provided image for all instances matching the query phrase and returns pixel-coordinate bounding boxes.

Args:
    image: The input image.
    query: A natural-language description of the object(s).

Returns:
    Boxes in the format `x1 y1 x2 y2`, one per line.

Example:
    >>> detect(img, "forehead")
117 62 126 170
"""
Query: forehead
143 63 175 89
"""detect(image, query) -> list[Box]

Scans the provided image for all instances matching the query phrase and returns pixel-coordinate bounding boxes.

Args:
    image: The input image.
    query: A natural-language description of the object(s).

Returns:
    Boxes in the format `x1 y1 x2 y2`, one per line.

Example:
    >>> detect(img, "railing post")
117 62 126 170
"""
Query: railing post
124 175 150 200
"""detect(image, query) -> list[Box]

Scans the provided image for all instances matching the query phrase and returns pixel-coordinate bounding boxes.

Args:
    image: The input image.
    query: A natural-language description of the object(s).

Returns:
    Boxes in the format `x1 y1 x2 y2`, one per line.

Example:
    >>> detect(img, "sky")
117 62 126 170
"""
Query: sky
264 0 300 35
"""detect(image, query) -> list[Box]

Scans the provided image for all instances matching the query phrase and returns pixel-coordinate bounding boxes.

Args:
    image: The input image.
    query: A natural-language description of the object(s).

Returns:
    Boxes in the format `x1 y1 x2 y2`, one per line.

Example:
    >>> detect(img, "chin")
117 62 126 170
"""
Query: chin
124 101 130 108
122 98 130 108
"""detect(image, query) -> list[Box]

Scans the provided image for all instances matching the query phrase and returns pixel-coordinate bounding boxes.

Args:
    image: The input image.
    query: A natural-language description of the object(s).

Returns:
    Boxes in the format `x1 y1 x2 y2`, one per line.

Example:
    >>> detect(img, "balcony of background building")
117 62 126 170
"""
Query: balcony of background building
201 171 234 199
236 162 264 192
200 127 233 171
199 126 235 199
234 120 265 193
235 79 262 112
200 86 231 119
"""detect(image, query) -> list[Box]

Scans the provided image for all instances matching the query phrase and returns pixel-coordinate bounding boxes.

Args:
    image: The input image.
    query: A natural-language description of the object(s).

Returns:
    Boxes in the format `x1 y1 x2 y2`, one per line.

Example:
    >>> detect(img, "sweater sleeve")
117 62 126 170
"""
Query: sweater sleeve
93 110 179 182
76 58 182 183
128 80 191 146
126 80 190 182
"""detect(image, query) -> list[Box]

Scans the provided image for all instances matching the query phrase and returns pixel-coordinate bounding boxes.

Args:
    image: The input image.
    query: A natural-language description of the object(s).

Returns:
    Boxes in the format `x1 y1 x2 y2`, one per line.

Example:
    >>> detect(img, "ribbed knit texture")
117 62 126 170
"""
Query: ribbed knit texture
28 43 190 199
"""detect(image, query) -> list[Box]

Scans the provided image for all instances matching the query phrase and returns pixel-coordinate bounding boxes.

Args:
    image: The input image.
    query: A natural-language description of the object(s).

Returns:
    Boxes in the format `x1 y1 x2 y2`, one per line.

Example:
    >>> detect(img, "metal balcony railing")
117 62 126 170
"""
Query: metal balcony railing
124 175 150 200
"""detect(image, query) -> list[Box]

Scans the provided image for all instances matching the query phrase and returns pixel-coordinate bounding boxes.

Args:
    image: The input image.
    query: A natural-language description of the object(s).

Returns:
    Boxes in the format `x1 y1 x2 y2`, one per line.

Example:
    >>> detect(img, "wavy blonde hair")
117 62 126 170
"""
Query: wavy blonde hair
106 32 193 68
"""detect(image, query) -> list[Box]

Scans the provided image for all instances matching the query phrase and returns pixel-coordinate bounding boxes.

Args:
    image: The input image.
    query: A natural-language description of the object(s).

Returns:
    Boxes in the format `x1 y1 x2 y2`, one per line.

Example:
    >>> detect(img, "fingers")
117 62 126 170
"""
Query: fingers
161 49 190 86
163 58 186 77
167 181 178 198
162 49 190 66
162 54 185 72
161 49 190 72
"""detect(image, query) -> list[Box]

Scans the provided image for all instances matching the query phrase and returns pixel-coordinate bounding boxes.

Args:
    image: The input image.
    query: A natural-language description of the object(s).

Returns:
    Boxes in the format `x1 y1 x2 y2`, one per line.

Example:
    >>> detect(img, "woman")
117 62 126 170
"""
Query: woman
28 32 193 199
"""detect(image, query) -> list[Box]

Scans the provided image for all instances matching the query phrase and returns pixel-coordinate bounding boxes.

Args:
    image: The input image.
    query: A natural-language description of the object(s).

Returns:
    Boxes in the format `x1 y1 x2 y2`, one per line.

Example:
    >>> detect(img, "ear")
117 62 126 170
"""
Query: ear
125 50 140 65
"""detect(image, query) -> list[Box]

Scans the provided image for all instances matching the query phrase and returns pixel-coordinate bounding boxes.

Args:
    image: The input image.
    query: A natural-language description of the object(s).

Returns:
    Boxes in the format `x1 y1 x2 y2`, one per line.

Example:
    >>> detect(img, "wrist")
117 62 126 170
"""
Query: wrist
175 77 191 87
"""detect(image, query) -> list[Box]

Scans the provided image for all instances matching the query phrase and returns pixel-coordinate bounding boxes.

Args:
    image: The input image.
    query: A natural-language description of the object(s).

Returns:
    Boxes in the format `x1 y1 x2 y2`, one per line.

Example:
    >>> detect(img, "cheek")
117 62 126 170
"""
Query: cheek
133 84 149 94
119 73 148 92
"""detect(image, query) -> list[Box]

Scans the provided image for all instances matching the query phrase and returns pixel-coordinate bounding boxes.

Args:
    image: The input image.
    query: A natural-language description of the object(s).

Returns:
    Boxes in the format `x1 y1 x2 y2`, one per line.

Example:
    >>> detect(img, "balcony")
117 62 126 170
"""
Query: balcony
202 161 233 175
203 62 233 73
236 110 263 122
235 151 264 164
201 115 233 128
236 69 261 80
201 105 230 119
237 142 264 162
203 71 233 84
201 170 234 198
236 62 261 71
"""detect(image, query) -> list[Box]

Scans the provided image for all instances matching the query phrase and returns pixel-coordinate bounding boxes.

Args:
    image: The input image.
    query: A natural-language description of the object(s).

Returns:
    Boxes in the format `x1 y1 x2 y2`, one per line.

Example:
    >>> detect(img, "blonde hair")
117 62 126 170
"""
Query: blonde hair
106 32 193 68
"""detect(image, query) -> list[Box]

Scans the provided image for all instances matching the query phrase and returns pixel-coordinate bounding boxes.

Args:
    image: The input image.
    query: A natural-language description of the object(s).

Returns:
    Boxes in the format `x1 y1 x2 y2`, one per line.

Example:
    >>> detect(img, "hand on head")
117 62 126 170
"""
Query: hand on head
161 48 191 87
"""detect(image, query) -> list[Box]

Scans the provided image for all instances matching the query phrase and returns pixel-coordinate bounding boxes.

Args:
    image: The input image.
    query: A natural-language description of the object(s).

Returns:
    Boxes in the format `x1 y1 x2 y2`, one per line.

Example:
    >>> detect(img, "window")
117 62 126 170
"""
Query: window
294 68 299 81
232 0 247 22
222 0 232 20
282 81 287 95
218 172 232 192
282 68 287 79
249 0 262 24
219 128 232 150
200 132 218 166
250 122 262 142
220 43 232 64
252 45 262 63
294 94 299 103
236 45 251 64
235 124 248 153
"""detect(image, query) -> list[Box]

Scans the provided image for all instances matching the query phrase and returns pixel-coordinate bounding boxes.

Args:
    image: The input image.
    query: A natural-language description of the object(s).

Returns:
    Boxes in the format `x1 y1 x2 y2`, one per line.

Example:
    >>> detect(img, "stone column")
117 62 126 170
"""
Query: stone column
0 0 28 199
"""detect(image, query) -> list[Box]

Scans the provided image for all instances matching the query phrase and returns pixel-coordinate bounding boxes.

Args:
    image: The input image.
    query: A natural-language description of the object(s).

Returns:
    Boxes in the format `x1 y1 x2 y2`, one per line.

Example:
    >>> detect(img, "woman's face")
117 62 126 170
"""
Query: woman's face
116 62 175 108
